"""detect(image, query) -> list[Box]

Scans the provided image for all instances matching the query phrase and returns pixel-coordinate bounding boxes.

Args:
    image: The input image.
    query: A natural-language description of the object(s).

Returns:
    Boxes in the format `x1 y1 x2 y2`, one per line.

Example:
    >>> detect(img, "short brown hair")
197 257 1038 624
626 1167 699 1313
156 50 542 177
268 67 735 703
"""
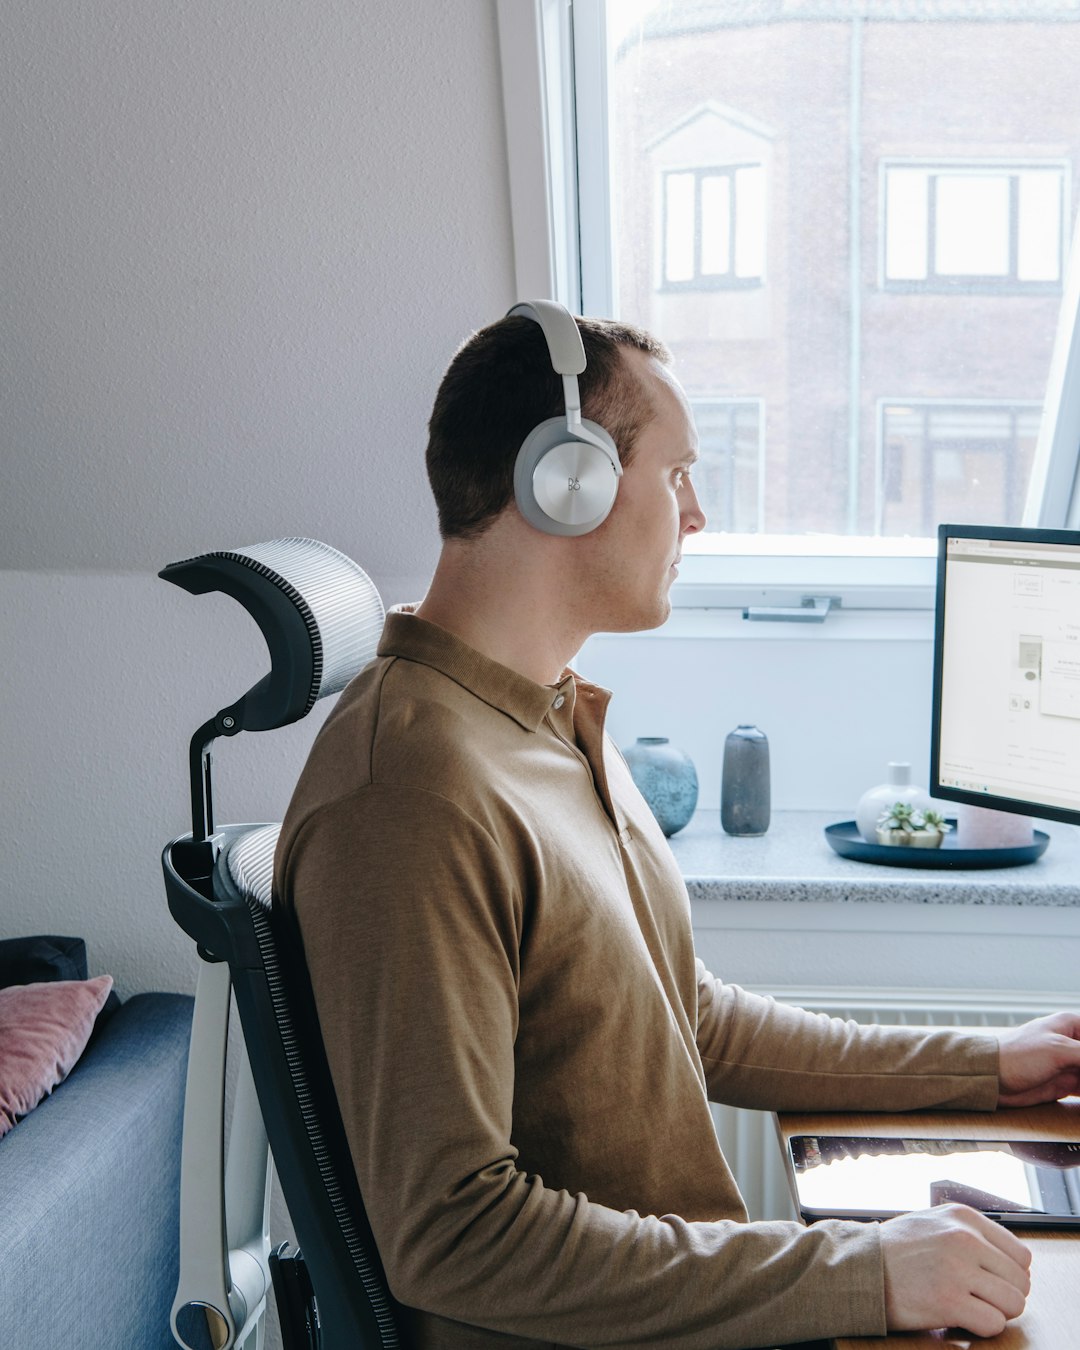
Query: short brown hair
426 313 670 540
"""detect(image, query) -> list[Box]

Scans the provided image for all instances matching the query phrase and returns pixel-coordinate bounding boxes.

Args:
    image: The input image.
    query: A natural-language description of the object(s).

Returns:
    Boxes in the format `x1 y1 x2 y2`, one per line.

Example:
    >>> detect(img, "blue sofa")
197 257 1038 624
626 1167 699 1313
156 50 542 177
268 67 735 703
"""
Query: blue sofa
0 990 193 1350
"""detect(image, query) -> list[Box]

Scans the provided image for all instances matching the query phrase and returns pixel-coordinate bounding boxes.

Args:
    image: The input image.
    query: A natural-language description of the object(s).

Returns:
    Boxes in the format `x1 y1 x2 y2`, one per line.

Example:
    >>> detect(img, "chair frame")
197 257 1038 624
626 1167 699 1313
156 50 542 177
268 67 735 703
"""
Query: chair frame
160 540 403 1350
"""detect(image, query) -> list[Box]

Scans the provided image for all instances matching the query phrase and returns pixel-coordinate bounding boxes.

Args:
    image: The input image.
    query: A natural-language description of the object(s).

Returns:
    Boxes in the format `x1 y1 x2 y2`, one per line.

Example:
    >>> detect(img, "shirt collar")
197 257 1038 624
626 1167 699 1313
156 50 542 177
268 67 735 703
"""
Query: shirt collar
377 607 569 733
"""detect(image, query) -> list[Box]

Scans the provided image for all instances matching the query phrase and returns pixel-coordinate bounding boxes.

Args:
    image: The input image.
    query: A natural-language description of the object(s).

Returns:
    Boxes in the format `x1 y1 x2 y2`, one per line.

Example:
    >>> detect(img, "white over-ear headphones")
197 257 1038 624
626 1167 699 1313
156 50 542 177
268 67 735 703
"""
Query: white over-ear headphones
507 300 622 536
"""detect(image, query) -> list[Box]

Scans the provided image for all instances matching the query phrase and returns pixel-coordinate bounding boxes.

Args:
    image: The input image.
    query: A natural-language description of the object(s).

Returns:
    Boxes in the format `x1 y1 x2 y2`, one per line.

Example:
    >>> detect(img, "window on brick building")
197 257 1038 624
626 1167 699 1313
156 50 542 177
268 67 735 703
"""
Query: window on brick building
690 399 763 531
499 0 1080 609
879 402 1042 536
883 163 1065 292
662 166 765 290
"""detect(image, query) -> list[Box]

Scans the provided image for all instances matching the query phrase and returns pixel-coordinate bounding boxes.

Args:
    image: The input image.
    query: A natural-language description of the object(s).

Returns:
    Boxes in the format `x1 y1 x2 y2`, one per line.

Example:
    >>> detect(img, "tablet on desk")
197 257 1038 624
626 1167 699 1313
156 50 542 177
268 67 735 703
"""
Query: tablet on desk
787 1135 1080 1229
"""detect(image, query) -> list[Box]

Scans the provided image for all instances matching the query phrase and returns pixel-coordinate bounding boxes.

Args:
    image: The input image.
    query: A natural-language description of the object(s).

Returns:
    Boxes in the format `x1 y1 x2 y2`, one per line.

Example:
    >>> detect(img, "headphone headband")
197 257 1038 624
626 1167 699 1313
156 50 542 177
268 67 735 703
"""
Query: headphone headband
505 301 618 457
506 300 586 377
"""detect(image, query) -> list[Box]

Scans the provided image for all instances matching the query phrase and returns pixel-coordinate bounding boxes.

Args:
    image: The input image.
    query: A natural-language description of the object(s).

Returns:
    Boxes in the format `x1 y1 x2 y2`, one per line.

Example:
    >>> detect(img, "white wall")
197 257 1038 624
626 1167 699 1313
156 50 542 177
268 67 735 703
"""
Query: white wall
2 0 516 994
3 0 511 578
579 609 939 818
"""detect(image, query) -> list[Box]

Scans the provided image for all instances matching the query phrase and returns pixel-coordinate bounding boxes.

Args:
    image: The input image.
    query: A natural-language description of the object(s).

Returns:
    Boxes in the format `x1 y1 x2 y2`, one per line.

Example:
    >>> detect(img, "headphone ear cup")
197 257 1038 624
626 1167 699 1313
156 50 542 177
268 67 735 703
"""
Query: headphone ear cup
514 418 620 537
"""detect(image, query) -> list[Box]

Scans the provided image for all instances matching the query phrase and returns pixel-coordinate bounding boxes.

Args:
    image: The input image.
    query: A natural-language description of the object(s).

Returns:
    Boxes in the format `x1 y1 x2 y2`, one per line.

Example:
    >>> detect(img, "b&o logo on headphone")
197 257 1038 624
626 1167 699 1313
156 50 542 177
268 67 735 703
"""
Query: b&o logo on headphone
567 477 581 493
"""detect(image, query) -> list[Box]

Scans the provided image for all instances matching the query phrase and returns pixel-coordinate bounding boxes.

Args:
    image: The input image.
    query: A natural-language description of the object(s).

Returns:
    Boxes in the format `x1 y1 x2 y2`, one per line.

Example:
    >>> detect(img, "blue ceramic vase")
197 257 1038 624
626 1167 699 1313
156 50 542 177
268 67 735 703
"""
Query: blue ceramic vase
623 737 699 837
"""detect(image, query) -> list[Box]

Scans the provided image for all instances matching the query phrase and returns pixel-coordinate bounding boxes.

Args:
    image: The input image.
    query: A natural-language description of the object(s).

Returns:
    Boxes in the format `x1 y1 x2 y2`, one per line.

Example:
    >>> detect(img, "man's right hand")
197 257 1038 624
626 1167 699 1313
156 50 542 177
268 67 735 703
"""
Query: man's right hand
879 1203 1032 1337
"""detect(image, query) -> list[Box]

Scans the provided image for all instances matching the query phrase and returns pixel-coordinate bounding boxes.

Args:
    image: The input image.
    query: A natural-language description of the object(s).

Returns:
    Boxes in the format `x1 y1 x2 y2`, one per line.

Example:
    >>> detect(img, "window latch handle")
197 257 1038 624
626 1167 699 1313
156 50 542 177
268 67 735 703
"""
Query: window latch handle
742 595 839 623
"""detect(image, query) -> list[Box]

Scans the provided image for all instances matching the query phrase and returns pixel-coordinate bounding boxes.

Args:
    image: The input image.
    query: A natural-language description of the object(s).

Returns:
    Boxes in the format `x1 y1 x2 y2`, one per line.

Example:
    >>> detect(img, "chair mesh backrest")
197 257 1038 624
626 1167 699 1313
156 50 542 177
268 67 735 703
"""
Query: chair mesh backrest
228 538 385 706
226 825 401 1349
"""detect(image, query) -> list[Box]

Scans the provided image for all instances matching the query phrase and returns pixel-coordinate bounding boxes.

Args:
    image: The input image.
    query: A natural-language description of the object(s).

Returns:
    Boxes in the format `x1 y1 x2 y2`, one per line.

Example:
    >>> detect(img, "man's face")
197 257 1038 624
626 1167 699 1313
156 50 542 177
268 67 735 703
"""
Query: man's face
578 351 705 633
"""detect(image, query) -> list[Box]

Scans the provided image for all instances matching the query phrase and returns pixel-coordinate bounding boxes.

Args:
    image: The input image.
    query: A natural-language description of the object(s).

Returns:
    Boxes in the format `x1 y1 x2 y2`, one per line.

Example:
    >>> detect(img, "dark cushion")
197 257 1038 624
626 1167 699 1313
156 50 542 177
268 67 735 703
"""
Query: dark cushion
0 935 88 987
0 934 121 1024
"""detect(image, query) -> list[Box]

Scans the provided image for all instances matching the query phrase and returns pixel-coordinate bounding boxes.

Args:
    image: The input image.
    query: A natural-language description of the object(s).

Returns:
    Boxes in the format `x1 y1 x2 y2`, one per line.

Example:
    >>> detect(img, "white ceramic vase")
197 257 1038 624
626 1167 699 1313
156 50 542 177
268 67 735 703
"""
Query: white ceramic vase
855 762 932 843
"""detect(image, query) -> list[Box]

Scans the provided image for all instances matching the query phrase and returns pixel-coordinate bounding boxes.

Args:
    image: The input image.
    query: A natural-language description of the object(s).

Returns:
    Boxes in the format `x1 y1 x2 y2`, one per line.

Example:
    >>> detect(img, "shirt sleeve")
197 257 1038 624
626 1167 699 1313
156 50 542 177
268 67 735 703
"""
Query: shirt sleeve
694 961 1000 1113
280 787 891 1350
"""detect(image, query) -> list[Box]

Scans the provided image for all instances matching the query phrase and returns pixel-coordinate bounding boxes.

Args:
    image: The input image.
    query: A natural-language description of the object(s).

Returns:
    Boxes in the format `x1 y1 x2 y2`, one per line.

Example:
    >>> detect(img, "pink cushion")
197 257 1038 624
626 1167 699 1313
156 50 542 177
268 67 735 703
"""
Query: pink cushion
0 975 114 1137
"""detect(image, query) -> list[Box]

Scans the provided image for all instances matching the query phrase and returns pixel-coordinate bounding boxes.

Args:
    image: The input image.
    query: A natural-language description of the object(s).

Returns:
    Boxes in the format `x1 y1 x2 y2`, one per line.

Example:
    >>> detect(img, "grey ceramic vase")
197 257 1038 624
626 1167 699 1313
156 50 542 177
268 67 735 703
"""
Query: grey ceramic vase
623 737 699 837
721 724 770 836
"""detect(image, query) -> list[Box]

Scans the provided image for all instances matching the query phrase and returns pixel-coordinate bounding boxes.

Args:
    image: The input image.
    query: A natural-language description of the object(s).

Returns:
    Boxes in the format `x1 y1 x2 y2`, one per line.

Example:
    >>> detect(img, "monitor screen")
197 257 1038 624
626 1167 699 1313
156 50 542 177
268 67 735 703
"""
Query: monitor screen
931 524 1080 826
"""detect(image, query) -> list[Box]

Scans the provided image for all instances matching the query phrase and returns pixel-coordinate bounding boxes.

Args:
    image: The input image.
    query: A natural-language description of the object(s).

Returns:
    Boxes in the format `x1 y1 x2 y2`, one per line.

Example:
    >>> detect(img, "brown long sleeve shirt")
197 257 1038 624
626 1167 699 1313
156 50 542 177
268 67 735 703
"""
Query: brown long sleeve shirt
275 610 1000 1349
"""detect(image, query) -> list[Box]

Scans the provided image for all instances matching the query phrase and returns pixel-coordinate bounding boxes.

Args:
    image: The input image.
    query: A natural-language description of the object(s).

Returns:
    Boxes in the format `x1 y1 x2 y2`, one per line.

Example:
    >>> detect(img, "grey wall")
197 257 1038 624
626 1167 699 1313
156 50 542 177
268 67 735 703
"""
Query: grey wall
2 0 516 993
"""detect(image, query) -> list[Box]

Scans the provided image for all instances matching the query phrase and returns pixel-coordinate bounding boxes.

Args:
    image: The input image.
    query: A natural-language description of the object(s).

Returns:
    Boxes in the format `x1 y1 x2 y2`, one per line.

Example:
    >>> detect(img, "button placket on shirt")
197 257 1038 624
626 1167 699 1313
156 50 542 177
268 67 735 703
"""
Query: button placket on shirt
546 680 631 842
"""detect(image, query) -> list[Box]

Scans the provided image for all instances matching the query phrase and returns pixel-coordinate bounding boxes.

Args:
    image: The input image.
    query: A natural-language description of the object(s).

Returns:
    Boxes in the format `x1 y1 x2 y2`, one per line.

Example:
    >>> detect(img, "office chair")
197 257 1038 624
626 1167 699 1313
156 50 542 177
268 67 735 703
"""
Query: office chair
160 538 405 1350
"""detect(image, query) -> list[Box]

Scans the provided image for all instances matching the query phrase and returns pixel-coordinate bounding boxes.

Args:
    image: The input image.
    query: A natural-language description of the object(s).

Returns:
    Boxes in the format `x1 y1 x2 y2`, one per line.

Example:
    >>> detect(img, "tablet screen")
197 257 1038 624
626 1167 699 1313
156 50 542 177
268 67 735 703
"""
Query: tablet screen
789 1135 1080 1226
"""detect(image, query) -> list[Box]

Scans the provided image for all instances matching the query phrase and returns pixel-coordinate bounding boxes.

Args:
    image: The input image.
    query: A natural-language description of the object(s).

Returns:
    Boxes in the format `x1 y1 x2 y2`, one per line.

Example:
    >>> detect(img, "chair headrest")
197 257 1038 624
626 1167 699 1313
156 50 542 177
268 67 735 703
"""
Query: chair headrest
161 538 385 733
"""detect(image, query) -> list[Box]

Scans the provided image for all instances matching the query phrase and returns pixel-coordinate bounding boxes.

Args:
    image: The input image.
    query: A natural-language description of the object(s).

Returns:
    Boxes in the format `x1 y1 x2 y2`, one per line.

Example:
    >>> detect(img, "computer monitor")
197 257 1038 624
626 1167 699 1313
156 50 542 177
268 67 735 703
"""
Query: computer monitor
931 523 1080 827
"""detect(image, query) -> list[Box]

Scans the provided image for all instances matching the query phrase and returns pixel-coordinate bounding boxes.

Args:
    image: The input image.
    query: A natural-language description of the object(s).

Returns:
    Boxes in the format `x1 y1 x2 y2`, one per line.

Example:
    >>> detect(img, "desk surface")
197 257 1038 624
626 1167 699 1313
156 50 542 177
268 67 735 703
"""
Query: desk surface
669 811 1080 907
777 1099 1080 1349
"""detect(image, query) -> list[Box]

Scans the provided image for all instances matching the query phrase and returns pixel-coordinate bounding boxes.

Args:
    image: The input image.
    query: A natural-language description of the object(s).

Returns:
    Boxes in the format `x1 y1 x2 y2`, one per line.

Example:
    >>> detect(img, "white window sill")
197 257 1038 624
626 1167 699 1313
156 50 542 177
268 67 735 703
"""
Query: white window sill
607 605 934 643
669 546 937 620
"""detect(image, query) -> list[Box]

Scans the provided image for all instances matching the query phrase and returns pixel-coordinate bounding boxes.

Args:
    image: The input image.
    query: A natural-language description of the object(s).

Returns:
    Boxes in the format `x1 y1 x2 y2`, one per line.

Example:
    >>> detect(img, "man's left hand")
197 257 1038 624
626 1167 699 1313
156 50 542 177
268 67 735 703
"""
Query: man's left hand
997 1013 1080 1107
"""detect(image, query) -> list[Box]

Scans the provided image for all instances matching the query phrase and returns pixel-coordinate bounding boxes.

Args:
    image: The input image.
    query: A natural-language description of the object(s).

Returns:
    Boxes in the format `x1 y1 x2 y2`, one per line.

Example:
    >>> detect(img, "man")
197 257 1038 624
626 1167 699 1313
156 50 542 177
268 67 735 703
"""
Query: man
276 305 1080 1349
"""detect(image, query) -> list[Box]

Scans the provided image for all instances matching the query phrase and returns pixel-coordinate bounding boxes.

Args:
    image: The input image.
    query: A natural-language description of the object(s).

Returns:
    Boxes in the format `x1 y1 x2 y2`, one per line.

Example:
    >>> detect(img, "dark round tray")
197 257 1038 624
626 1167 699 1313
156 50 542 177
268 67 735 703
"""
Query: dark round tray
824 820 1050 870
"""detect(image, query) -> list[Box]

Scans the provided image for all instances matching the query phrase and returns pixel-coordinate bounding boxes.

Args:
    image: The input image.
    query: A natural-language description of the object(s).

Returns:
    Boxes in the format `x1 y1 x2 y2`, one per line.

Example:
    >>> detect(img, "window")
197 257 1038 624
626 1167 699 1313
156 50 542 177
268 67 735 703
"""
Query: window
878 401 1042 535
691 399 764 532
662 166 765 289
497 0 1080 609
883 163 1066 291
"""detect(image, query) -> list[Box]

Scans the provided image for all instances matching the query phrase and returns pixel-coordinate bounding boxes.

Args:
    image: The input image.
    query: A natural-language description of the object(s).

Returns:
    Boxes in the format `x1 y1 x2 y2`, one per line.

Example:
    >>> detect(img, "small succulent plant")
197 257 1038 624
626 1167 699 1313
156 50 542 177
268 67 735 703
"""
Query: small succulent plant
877 802 952 834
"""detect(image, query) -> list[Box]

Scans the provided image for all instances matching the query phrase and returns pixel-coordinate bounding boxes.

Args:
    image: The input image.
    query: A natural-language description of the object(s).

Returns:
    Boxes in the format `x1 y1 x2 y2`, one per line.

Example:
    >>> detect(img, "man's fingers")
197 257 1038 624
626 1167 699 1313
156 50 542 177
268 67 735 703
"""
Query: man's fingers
955 1296 1009 1341
971 1269 1028 1323
969 1207 1033 1270
997 1013 1080 1104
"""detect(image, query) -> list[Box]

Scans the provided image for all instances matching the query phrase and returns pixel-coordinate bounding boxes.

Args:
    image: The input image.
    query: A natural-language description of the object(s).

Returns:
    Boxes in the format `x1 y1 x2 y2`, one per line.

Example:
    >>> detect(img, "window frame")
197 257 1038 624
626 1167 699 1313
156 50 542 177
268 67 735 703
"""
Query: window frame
879 158 1069 295
875 397 1045 535
689 395 766 533
495 0 1080 615
659 165 766 292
